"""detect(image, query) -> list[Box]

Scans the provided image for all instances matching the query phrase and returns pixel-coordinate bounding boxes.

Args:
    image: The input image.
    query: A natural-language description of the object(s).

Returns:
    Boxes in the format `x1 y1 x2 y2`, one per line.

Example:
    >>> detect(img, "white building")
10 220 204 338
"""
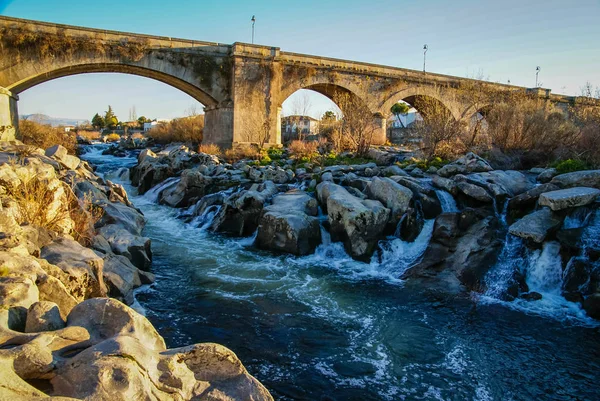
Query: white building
281 115 320 136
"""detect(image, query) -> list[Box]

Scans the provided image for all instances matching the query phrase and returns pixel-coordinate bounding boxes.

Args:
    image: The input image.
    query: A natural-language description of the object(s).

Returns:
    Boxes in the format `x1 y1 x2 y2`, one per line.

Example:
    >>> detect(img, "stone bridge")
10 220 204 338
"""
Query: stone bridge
0 16 595 147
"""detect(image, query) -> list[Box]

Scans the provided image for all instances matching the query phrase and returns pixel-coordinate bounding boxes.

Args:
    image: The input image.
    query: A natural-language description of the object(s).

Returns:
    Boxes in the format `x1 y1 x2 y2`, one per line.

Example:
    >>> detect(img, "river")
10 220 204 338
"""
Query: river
82 145 600 401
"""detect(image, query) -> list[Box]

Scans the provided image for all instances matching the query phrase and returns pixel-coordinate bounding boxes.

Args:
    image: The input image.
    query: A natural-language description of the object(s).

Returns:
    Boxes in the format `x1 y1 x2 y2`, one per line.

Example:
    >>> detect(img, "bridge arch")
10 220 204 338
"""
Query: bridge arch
379 86 462 122
6 63 220 108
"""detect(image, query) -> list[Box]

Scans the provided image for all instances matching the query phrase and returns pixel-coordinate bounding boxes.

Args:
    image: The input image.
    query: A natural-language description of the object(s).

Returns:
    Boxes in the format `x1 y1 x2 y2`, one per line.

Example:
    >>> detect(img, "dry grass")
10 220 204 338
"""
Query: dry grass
148 115 205 145
224 145 260 162
288 140 319 160
197 143 222 155
67 191 104 246
78 131 102 141
19 120 77 155
104 133 121 142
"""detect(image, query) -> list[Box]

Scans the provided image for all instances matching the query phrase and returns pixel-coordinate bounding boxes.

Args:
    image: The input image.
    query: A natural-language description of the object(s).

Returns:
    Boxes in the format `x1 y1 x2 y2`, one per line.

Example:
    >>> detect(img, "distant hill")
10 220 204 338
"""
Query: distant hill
20 114 88 127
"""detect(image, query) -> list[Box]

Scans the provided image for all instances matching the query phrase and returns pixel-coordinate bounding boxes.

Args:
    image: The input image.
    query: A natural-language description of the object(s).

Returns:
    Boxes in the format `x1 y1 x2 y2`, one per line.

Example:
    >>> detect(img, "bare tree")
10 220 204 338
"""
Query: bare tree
333 92 375 156
413 96 464 159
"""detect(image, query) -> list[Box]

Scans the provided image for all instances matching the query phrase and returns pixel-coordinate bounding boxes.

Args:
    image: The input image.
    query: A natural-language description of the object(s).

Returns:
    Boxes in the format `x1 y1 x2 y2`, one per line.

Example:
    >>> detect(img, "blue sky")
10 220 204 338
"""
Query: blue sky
2 0 600 121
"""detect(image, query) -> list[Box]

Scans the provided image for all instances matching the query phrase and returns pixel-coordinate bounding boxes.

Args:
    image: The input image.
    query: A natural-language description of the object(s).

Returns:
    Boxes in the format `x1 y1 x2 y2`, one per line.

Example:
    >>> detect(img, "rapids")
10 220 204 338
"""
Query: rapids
82 144 600 401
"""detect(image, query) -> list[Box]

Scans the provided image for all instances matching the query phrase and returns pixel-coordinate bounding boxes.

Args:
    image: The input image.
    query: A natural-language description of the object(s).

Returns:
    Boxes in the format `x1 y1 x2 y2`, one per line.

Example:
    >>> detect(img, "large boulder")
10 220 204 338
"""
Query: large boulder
508 208 563 243
461 170 534 199
365 177 413 224
66 297 166 351
507 183 560 217
25 301 65 333
256 190 321 255
551 170 600 189
318 182 390 261
437 152 493 177
40 238 107 298
211 181 279 236
160 169 214 208
45 144 81 170
405 210 504 292
97 224 152 270
97 201 146 236
455 180 494 203
538 187 600 211
391 176 442 218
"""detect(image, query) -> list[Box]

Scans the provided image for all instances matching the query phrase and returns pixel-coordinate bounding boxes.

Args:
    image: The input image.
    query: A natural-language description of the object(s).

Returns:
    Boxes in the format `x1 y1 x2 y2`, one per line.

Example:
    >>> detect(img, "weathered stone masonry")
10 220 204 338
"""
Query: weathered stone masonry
0 16 596 147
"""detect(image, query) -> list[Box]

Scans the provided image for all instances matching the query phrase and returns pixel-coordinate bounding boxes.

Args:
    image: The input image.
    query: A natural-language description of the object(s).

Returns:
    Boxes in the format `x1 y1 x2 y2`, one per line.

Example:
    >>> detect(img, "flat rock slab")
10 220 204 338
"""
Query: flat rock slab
508 208 562 243
538 187 600 211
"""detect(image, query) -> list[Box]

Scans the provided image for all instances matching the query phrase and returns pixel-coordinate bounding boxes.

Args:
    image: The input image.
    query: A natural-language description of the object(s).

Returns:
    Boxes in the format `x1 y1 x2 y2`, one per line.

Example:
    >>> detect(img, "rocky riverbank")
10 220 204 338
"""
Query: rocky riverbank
0 141 272 400
132 143 600 320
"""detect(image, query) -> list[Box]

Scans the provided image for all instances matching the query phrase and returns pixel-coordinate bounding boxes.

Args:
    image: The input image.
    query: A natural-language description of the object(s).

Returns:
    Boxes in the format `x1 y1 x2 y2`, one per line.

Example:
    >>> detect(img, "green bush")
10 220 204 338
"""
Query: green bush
552 159 590 174
267 147 284 160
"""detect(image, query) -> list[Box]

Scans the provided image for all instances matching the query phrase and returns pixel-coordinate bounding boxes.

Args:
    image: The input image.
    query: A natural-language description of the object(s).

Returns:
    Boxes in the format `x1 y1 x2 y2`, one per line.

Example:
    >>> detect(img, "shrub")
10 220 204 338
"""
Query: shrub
78 131 102 141
224 145 260 163
104 133 121 142
288 140 319 161
197 143 222 155
148 115 205 145
266 147 284 160
19 120 77 154
552 159 590 174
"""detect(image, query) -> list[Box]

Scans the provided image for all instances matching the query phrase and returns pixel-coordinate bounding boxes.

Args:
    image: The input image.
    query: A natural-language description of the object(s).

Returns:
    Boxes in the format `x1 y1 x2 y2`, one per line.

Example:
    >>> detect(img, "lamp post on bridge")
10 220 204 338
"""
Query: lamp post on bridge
536 66 541 88
423 44 428 73
251 15 256 44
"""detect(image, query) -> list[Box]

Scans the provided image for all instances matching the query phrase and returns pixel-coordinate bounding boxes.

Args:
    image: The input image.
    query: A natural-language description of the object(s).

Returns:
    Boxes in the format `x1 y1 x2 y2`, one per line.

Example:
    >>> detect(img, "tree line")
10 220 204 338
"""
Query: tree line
91 105 153 130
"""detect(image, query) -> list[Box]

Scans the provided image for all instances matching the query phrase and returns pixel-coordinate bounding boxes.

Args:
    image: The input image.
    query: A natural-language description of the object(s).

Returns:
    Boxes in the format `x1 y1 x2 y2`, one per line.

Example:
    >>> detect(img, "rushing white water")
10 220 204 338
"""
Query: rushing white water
143 177 181 203
81 146 600 400
435 189 459 213
482 236 594 323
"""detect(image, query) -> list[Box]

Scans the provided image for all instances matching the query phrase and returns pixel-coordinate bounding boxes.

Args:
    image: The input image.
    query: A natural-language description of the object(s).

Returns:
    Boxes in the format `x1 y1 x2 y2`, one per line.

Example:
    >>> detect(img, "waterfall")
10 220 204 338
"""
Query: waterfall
143 177 180 203
374 220 435 277
191 205 221 231
526 242 563 294
484 235 525 299
435 190 459 213
493 198 509 226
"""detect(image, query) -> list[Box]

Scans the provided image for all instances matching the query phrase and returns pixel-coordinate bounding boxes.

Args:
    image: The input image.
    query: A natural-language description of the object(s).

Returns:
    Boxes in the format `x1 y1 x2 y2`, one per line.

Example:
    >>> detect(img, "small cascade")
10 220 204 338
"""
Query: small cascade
374 219 435 277
493 198 509 226
143 177 180 203
526 242 563 294
191 205 221 231
484 235 526 298
435 190 459 213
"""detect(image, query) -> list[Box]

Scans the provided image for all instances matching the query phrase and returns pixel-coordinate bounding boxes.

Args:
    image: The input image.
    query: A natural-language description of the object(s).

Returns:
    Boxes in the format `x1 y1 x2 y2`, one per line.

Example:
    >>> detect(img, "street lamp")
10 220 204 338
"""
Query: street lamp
251 15 256 44
423 44 428 73
535 66 541 88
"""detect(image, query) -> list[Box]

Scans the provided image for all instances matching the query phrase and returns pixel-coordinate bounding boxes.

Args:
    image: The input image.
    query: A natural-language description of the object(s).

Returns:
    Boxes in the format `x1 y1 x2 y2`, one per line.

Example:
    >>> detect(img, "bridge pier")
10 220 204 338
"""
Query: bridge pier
0 87 18 141
371 114 387 145
203 104 234 149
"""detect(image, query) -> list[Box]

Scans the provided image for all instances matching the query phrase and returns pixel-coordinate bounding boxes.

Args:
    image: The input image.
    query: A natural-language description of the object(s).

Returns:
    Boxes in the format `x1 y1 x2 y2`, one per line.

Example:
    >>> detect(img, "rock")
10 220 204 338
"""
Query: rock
398 207 424 242
583 293 600 319
101 252 144 304
521 292 543 301
40 238 107 298
462 170 534 199
537 168 558 183
97 224 152 270
321 171 334 182
211 181 279 236
105 167 130 182
538 187 600 211
432 175 458 195
508 208 563 243
160 169 214 208
365 177 413 224
383 165 409 177
256 190 321 255
562 257 593 294
391 176 442 218
25 301 65 332
0 276 39 309
318 182 390 260
98 201 146 236
437 152 493 177
66 297 166 351
51 336 273 401
45 145 81 170
507 183 560 216
551 170 600 189
456 181 494 203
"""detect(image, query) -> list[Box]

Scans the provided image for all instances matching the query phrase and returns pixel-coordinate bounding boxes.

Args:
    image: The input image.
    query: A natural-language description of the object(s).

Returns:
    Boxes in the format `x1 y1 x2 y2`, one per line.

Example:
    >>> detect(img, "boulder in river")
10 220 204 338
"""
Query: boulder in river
538 187 600 211
551 170 600 189
365 177 413 224
318 182 390 261
508 208 563 243
437 152 493 177
256 190 321 255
